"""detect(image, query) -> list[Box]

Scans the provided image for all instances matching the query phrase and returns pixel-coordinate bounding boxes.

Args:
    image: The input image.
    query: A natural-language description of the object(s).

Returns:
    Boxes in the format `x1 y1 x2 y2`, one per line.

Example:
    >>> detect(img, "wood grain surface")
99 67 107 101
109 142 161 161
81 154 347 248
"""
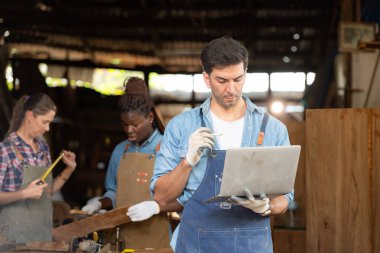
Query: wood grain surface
306 109 380 253
52 205 131 242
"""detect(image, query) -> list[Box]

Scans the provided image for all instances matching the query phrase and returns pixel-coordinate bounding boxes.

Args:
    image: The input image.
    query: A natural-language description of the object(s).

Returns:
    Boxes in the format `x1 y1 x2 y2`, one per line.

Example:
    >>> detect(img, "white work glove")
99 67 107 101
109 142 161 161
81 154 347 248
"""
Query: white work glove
229 189 271 216
126 201 160 222
185 127 215 166
82 196 102 215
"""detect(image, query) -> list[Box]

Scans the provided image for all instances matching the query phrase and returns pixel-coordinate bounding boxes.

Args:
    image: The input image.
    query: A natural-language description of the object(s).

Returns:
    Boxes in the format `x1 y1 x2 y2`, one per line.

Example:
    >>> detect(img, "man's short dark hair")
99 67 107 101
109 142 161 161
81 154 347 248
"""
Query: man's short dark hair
200 35 249 75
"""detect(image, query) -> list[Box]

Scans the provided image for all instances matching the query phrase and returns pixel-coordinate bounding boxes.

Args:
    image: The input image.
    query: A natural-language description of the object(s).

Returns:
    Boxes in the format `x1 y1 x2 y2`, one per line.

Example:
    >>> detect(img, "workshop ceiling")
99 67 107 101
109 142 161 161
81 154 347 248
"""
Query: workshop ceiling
0 0 339 73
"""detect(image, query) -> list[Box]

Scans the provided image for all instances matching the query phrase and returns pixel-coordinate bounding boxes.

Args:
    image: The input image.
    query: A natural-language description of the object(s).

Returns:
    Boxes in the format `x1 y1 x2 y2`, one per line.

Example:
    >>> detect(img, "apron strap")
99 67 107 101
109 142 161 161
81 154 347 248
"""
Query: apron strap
154 143 161 152
11 142 27 167
199 108 206 128
124 144 130 153
256 112 269 146
11 140 49 165
10 143 25 163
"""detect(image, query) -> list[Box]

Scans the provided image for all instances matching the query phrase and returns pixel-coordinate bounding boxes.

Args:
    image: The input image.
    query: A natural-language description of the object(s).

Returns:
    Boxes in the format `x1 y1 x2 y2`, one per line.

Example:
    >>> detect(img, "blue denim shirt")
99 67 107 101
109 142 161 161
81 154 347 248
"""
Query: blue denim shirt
104 129 162 207
150 96 294 205
150 96 294 248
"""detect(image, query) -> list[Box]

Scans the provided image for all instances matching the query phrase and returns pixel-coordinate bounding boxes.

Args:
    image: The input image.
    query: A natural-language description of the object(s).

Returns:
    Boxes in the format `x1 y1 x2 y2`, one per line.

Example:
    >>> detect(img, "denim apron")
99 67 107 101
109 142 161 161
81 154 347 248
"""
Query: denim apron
0 143 53 243
175 110 272 253
115 144 170 248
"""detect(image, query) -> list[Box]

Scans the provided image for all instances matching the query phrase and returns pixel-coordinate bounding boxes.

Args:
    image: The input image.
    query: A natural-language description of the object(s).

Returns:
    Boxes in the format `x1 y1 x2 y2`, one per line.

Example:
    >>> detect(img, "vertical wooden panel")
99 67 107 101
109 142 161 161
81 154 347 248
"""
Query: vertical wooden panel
287 121 306 228
272 120 306 253
273 120 306 229
306 109 380 253
373 110 380 253
273 229 306 253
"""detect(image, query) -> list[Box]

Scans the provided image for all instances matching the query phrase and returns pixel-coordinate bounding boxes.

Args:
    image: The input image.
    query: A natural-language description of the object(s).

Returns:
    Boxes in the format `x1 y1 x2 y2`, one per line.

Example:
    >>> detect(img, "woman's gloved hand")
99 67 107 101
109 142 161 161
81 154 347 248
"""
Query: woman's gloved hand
126 201 160 222
229 189 271 216
82 196 102 215
185 127 215 166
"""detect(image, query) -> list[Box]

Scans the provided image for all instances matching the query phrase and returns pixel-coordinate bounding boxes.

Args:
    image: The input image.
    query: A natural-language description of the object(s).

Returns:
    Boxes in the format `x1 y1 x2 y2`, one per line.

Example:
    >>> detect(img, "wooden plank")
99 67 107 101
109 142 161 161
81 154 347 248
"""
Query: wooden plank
373 110 380 253
0 242 69 253
306 109 380 253
52 205 131 242
26 241 69 251
273 120 306 229
273 229 306 253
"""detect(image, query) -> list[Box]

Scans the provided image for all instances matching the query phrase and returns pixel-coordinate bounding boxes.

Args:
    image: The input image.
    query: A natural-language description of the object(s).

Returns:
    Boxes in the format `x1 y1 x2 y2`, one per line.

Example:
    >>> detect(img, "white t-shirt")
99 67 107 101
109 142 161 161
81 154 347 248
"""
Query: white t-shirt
210 111 244 149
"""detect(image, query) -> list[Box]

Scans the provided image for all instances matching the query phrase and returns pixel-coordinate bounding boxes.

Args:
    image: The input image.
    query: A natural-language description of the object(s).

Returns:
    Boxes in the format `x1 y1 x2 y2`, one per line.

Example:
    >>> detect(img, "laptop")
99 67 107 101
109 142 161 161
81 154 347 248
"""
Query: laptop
205 145 301 203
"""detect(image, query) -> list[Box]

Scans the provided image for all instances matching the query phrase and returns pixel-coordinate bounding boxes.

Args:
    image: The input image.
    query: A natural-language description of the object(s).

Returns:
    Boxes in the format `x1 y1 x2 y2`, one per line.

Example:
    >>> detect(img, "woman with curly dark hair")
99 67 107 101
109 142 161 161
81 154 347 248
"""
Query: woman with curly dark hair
82 77 170 249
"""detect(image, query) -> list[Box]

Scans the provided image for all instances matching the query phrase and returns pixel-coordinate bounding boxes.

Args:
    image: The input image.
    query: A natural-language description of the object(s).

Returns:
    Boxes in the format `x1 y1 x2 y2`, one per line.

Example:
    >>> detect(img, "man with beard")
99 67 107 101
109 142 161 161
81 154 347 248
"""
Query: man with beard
150 36 294 253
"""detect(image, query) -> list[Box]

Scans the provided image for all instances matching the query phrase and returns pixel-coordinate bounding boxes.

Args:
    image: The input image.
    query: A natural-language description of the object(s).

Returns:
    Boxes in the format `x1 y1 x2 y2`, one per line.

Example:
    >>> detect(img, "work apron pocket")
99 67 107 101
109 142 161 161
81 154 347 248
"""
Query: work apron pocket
198 227 270 253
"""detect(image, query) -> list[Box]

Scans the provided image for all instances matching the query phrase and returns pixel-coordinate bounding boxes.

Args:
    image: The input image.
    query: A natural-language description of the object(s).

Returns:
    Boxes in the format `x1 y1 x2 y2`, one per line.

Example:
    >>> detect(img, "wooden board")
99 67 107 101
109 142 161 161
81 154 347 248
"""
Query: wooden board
273 229 305 253
0 241 69 253
306 109 380 253
273 120 306 229
26 241 70 251
52 205 131 242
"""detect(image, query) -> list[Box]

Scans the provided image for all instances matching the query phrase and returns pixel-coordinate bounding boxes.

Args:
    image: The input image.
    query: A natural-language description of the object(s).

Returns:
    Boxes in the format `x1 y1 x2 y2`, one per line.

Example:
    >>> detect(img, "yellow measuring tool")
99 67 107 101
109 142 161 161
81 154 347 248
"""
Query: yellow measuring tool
121 249 135 253
36 151 64 185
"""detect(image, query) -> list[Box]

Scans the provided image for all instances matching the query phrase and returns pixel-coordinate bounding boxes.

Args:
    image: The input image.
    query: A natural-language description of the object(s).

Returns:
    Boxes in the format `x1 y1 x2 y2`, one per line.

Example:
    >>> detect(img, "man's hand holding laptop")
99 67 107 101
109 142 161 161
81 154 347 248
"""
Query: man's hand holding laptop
229 189 272 216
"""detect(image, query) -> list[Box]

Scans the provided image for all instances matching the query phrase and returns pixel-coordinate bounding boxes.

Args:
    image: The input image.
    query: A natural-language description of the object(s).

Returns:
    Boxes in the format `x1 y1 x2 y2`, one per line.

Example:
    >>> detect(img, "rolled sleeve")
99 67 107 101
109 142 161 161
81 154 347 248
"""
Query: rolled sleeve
177 188 195 206
150 119 183 194
284 189 294 204
151 112 200 206
149 130 189 207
